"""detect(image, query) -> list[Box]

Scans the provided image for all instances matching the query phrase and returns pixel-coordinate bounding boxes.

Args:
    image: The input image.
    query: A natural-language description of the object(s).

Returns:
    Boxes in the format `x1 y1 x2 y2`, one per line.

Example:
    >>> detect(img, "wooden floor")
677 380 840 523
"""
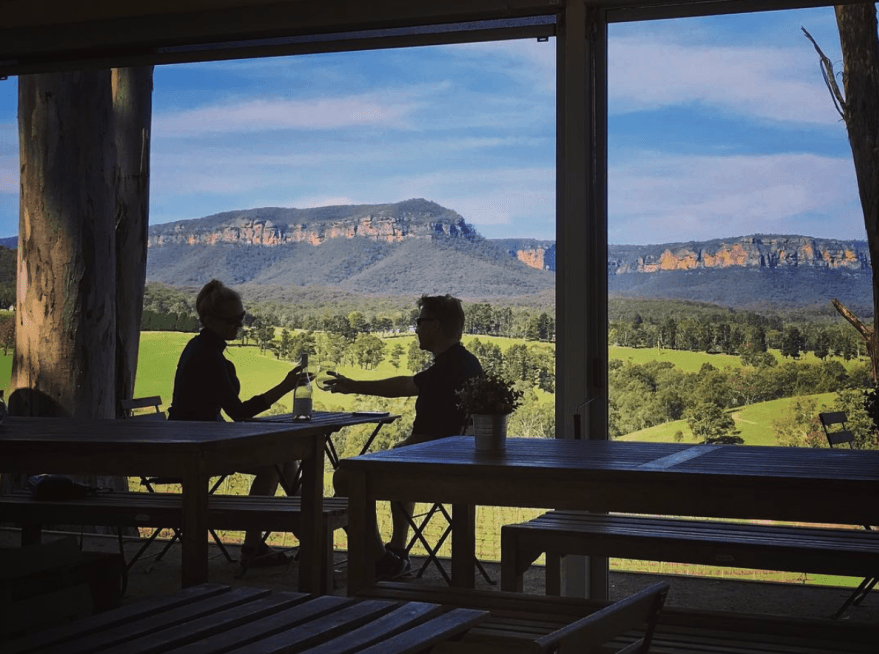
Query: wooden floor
2 528 876 654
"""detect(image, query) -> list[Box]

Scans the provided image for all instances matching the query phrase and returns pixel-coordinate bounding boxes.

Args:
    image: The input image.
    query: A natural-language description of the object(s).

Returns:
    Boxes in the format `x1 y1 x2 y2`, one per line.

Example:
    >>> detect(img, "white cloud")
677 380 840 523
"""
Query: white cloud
153 92 422 136
393 166 555 235
444 40 555 94
609 152 863 244
609 36 841 125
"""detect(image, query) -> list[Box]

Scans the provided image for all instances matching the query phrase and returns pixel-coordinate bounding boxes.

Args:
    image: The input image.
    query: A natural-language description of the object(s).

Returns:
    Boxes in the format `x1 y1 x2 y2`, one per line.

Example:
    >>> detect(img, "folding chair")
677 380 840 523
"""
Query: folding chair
818 411 877 618
402 502 494 586
120 397 235 566
398 421 494 585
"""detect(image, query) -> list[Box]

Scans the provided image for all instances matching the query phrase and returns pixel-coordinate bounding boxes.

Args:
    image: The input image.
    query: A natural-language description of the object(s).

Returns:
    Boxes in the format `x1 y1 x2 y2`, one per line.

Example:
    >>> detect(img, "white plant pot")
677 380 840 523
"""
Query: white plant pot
473 413 508 451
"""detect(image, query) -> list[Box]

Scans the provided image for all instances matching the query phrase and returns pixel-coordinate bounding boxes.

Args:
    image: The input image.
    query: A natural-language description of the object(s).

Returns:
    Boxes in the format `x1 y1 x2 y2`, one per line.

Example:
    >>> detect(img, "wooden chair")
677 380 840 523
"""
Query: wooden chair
818 411 877 617
120 397 235 565
372 580 670 654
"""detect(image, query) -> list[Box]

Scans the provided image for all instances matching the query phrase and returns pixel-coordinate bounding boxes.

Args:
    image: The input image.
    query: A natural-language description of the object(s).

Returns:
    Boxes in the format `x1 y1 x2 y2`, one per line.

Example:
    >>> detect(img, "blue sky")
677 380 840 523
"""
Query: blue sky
0 6 865 245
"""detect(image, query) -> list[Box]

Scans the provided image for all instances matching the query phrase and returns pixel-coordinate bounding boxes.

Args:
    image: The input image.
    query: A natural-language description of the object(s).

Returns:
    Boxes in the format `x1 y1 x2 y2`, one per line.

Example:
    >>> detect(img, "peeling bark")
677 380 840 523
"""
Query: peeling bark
113 67 153 415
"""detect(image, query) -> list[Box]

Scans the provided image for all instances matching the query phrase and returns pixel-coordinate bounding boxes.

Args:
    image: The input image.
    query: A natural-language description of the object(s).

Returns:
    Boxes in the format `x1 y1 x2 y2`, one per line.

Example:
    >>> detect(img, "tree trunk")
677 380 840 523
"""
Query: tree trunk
834 4 879 381
113 67 153 415
0 72 119 501
12 71 117 419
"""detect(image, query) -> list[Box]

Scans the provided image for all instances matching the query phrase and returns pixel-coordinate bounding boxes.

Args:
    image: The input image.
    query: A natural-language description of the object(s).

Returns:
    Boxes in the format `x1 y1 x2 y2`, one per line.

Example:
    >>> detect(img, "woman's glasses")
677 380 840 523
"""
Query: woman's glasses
215 311 246 325
415 317 438 327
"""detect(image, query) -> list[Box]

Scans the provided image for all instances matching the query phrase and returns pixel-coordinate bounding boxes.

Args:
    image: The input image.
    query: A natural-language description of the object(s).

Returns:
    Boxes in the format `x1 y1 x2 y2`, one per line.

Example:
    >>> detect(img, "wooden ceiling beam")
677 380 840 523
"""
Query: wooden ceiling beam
0 0 868 75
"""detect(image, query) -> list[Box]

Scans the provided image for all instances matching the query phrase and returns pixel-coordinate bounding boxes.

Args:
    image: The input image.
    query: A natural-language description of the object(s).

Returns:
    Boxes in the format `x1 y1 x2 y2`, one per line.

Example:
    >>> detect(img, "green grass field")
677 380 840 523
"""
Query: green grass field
1 331 863 589
619 393 838 446
610 346 742 372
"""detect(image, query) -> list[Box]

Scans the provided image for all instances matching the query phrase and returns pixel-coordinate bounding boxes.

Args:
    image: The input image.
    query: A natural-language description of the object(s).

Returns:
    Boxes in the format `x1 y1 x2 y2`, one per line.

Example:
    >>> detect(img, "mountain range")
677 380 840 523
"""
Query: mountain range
0 199 872 313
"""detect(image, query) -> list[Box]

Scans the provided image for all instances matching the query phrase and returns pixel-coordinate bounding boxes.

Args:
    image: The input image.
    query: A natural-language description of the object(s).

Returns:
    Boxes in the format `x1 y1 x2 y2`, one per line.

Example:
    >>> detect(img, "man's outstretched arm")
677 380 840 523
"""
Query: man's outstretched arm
324 372 418 398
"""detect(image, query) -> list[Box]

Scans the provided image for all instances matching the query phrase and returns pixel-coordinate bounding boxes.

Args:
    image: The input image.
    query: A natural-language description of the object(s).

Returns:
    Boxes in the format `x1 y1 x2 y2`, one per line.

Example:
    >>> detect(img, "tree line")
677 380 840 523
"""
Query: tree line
610 315 864 361
141 283 557 342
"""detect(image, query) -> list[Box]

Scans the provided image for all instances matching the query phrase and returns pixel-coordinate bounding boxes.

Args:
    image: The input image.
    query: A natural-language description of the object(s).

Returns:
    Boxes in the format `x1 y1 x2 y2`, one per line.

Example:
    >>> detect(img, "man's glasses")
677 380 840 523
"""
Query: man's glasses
215 311 246 325
415 317 438 327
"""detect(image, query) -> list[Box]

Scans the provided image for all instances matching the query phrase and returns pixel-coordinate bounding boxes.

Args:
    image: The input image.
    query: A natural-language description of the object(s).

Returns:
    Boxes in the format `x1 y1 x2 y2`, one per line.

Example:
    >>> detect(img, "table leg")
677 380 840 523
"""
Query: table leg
451 503 476 588
346 469 374 596
181 466 209 588
298 434 324 594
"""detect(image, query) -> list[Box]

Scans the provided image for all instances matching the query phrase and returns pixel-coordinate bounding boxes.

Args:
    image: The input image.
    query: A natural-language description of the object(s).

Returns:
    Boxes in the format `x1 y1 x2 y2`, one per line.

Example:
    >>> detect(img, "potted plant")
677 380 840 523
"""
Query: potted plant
456 373 523 450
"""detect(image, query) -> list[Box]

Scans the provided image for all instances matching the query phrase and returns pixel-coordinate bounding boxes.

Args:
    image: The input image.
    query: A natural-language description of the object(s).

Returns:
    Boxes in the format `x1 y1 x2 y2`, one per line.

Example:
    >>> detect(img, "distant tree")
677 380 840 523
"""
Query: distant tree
835 388 879 449
254 321 275 353
780 326 804 359
503 344 533 383
740 351 777 368
685 401 741 445
315 332 347 367
467 338 503 377
406 340 432 373
772 396 826 448
0 317 14 355
350 333 386 369
388 343 405 369
325 315 354 340
348 311 368 335
508 390 554 439
813 331 831 360
290 331 316 362
278 329 293 360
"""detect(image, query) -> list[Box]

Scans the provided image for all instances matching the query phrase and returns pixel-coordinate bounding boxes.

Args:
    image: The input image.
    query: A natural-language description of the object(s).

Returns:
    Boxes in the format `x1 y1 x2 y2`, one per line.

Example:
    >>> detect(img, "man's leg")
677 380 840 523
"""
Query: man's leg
334 467 407 578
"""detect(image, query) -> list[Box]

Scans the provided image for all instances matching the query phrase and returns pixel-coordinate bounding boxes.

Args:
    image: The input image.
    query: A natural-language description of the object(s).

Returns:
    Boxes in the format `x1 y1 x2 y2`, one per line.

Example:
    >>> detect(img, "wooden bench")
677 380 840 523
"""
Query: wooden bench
0 493 348 590
361 580 669 653
501 511 879 600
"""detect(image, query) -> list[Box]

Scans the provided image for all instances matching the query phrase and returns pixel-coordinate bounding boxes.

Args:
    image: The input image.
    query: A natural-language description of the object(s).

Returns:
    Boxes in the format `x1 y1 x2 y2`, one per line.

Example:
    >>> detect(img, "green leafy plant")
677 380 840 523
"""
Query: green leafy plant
457 374 523 415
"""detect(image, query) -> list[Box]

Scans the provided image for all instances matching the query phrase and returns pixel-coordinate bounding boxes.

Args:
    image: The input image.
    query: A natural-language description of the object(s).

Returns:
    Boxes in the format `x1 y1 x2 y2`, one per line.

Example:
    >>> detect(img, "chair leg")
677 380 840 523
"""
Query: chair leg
210 529 236 563
125 528 166 570
833 576 876 619
402 503 494 586
404 504 453 586
154 528 182 562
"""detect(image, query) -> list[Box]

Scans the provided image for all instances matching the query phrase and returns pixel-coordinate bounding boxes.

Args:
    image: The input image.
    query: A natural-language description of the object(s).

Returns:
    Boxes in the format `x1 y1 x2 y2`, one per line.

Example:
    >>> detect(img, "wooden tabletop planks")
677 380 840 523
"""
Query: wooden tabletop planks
8 585 488 654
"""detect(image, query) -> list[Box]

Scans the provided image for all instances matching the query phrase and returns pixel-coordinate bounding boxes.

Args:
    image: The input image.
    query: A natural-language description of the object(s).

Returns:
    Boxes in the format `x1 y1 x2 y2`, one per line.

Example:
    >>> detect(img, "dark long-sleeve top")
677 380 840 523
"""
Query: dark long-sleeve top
168 328 269 421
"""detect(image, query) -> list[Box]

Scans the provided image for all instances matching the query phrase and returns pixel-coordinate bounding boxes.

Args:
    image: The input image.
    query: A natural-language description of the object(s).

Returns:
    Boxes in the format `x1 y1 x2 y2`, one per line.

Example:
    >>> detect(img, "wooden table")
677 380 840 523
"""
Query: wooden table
0 412 394 591
6 583 488 654
340 437 879 593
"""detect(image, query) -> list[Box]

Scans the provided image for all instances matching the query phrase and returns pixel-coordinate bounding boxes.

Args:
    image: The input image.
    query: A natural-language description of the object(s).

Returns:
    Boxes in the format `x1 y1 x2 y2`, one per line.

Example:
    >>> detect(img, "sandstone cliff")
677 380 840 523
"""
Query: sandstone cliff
148 199 477 248
607 236 869 274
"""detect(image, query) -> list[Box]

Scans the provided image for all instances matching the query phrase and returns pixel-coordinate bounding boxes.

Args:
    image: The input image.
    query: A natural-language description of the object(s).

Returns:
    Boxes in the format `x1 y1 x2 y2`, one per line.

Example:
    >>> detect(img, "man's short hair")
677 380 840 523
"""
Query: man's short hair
418 294 465 340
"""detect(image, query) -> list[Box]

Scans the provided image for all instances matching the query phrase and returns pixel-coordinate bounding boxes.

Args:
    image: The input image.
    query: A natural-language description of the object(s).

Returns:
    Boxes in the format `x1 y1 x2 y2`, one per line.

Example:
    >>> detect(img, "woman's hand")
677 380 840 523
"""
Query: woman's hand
282 366 313 393
322 370 353 394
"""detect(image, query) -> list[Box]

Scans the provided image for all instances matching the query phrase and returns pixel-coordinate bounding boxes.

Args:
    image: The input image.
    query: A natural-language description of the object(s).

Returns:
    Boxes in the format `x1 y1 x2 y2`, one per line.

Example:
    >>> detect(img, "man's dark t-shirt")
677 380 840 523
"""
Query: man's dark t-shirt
168 328 269 422
412 342 483 439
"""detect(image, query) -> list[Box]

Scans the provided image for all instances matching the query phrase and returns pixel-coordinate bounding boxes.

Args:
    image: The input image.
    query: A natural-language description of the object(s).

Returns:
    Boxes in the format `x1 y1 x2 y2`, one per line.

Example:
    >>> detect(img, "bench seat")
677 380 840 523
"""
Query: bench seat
501 511 879 595
0 492 347 588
